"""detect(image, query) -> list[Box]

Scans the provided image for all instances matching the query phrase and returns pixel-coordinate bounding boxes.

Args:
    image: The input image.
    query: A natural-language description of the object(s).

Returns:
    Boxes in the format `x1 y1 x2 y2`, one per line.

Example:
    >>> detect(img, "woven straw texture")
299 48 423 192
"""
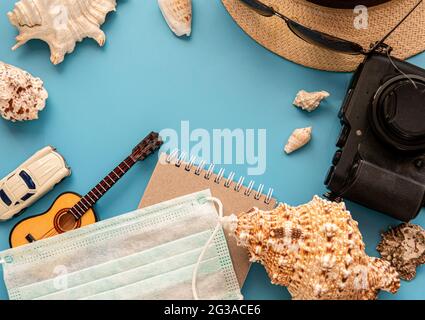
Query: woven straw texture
222 0 425 71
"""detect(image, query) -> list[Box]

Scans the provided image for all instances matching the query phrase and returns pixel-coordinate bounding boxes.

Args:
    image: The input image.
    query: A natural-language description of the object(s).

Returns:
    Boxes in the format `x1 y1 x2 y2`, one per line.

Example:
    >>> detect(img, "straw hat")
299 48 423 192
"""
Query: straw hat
222 0 425 71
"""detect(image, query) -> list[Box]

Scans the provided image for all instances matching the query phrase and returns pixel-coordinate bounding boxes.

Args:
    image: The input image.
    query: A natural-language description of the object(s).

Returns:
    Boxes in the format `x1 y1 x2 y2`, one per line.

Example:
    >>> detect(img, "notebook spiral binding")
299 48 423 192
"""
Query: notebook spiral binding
166 149 274 205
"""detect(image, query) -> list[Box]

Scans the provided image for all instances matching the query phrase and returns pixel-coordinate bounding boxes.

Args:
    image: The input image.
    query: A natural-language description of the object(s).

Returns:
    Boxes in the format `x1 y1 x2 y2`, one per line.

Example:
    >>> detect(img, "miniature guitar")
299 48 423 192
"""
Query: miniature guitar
9 132 163 248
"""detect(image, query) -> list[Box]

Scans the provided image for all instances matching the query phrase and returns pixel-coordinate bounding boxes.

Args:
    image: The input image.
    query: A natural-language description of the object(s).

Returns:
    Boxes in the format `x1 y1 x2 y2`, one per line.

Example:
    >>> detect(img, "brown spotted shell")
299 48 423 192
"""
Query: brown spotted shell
377 223 425 281
0 62 48 122
229 196 400 300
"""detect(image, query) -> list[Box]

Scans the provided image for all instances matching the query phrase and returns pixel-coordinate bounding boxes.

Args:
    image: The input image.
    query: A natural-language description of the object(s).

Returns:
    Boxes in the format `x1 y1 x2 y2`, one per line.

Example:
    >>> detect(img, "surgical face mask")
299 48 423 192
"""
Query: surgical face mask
0 190 242 300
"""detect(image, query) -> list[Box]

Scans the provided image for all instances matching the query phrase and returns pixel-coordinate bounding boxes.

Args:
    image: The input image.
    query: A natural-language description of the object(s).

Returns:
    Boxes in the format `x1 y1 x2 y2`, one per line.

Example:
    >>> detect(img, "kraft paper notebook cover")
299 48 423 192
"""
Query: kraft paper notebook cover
138 151 277 287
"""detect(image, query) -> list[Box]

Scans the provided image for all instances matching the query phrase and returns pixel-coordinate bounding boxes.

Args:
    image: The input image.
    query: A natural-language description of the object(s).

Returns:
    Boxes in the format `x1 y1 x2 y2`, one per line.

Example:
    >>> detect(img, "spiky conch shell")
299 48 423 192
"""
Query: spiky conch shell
293 90 330 112
0 61 48 122
284 127 312 154
225 196 400 300
8 0 117 65
158 0 192 37
377 223 425 281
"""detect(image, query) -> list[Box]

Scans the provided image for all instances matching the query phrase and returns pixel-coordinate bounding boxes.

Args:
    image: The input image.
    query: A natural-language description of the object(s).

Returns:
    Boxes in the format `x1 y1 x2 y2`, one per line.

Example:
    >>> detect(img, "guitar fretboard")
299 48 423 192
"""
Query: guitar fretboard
69 156 136 220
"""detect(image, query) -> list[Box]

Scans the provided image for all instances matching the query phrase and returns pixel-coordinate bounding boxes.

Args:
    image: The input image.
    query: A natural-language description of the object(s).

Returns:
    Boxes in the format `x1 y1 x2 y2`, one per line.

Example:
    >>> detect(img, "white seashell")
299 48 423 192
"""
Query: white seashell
0 62 48 122
8 0 117 65
284 127 312 154
158 0 192 37
293 90 330 112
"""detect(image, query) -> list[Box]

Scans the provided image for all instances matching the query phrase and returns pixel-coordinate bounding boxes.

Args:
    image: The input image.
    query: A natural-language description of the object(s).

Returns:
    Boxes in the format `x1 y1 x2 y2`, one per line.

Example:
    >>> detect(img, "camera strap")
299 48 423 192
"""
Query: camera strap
369 0 423 53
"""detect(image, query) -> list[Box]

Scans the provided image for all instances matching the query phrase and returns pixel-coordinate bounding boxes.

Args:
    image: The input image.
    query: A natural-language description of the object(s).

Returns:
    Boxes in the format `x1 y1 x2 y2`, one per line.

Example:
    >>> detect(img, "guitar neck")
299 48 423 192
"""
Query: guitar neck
70 156 136 220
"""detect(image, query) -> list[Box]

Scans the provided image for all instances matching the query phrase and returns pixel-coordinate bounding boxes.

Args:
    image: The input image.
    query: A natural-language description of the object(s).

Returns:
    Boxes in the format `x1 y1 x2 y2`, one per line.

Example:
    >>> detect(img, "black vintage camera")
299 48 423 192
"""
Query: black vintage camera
325 45 425 221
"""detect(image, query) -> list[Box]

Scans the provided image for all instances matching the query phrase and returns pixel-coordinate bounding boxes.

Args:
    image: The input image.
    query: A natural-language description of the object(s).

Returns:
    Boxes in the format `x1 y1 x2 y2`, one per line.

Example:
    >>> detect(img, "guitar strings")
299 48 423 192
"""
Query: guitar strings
44 230 59 239
38 208 80 240
38 218 78 240
39 227 58 240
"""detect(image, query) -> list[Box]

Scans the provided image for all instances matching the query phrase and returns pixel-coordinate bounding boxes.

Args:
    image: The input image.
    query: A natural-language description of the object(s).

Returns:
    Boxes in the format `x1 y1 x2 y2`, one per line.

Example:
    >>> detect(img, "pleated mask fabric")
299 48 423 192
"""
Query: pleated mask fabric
0 190 242 300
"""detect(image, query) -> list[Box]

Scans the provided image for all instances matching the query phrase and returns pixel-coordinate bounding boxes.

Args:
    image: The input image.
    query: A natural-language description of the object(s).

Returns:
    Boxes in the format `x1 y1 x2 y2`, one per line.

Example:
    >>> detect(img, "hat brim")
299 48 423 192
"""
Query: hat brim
222 0 425 72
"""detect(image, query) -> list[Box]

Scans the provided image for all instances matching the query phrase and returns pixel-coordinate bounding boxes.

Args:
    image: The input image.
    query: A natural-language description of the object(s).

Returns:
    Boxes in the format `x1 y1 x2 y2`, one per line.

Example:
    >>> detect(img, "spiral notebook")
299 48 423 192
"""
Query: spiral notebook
138 151 277 287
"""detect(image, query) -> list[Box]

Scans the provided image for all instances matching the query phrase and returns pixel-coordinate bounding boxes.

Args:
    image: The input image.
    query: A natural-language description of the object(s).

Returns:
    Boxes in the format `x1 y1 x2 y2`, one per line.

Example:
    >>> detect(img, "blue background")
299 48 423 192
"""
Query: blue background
0 0 423 300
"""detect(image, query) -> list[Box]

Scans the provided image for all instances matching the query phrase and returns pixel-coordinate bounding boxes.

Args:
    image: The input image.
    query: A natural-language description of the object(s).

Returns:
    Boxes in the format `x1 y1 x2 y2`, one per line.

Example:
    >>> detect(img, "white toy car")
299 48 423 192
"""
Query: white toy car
0 146 71 221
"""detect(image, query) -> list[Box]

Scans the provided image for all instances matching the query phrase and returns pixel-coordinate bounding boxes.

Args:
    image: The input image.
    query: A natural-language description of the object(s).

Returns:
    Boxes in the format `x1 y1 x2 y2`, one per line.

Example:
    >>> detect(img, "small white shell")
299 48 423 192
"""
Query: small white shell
293 90 330 112
0 62 48 122
158 0 192 37
284 127 312 154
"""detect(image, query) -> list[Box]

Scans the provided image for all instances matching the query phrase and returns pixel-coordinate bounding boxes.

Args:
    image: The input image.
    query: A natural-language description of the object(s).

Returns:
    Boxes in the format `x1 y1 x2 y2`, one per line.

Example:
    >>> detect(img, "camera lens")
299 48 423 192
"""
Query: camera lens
371 75 425 152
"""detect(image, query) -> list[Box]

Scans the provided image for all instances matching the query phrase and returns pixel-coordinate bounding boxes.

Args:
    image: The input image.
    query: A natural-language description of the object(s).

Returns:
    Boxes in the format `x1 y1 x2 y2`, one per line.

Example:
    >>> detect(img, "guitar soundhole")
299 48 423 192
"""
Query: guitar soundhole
54 209 82 233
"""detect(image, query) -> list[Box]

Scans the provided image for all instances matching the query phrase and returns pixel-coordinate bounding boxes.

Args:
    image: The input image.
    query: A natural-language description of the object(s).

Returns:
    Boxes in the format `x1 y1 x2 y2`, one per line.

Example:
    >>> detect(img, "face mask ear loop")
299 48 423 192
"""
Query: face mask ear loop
191 196 224 300
386 50 418 89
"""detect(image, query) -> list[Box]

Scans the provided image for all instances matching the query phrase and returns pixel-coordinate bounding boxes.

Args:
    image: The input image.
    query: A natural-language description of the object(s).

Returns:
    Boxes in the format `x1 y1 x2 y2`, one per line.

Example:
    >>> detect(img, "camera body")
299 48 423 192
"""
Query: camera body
325 47 425 221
